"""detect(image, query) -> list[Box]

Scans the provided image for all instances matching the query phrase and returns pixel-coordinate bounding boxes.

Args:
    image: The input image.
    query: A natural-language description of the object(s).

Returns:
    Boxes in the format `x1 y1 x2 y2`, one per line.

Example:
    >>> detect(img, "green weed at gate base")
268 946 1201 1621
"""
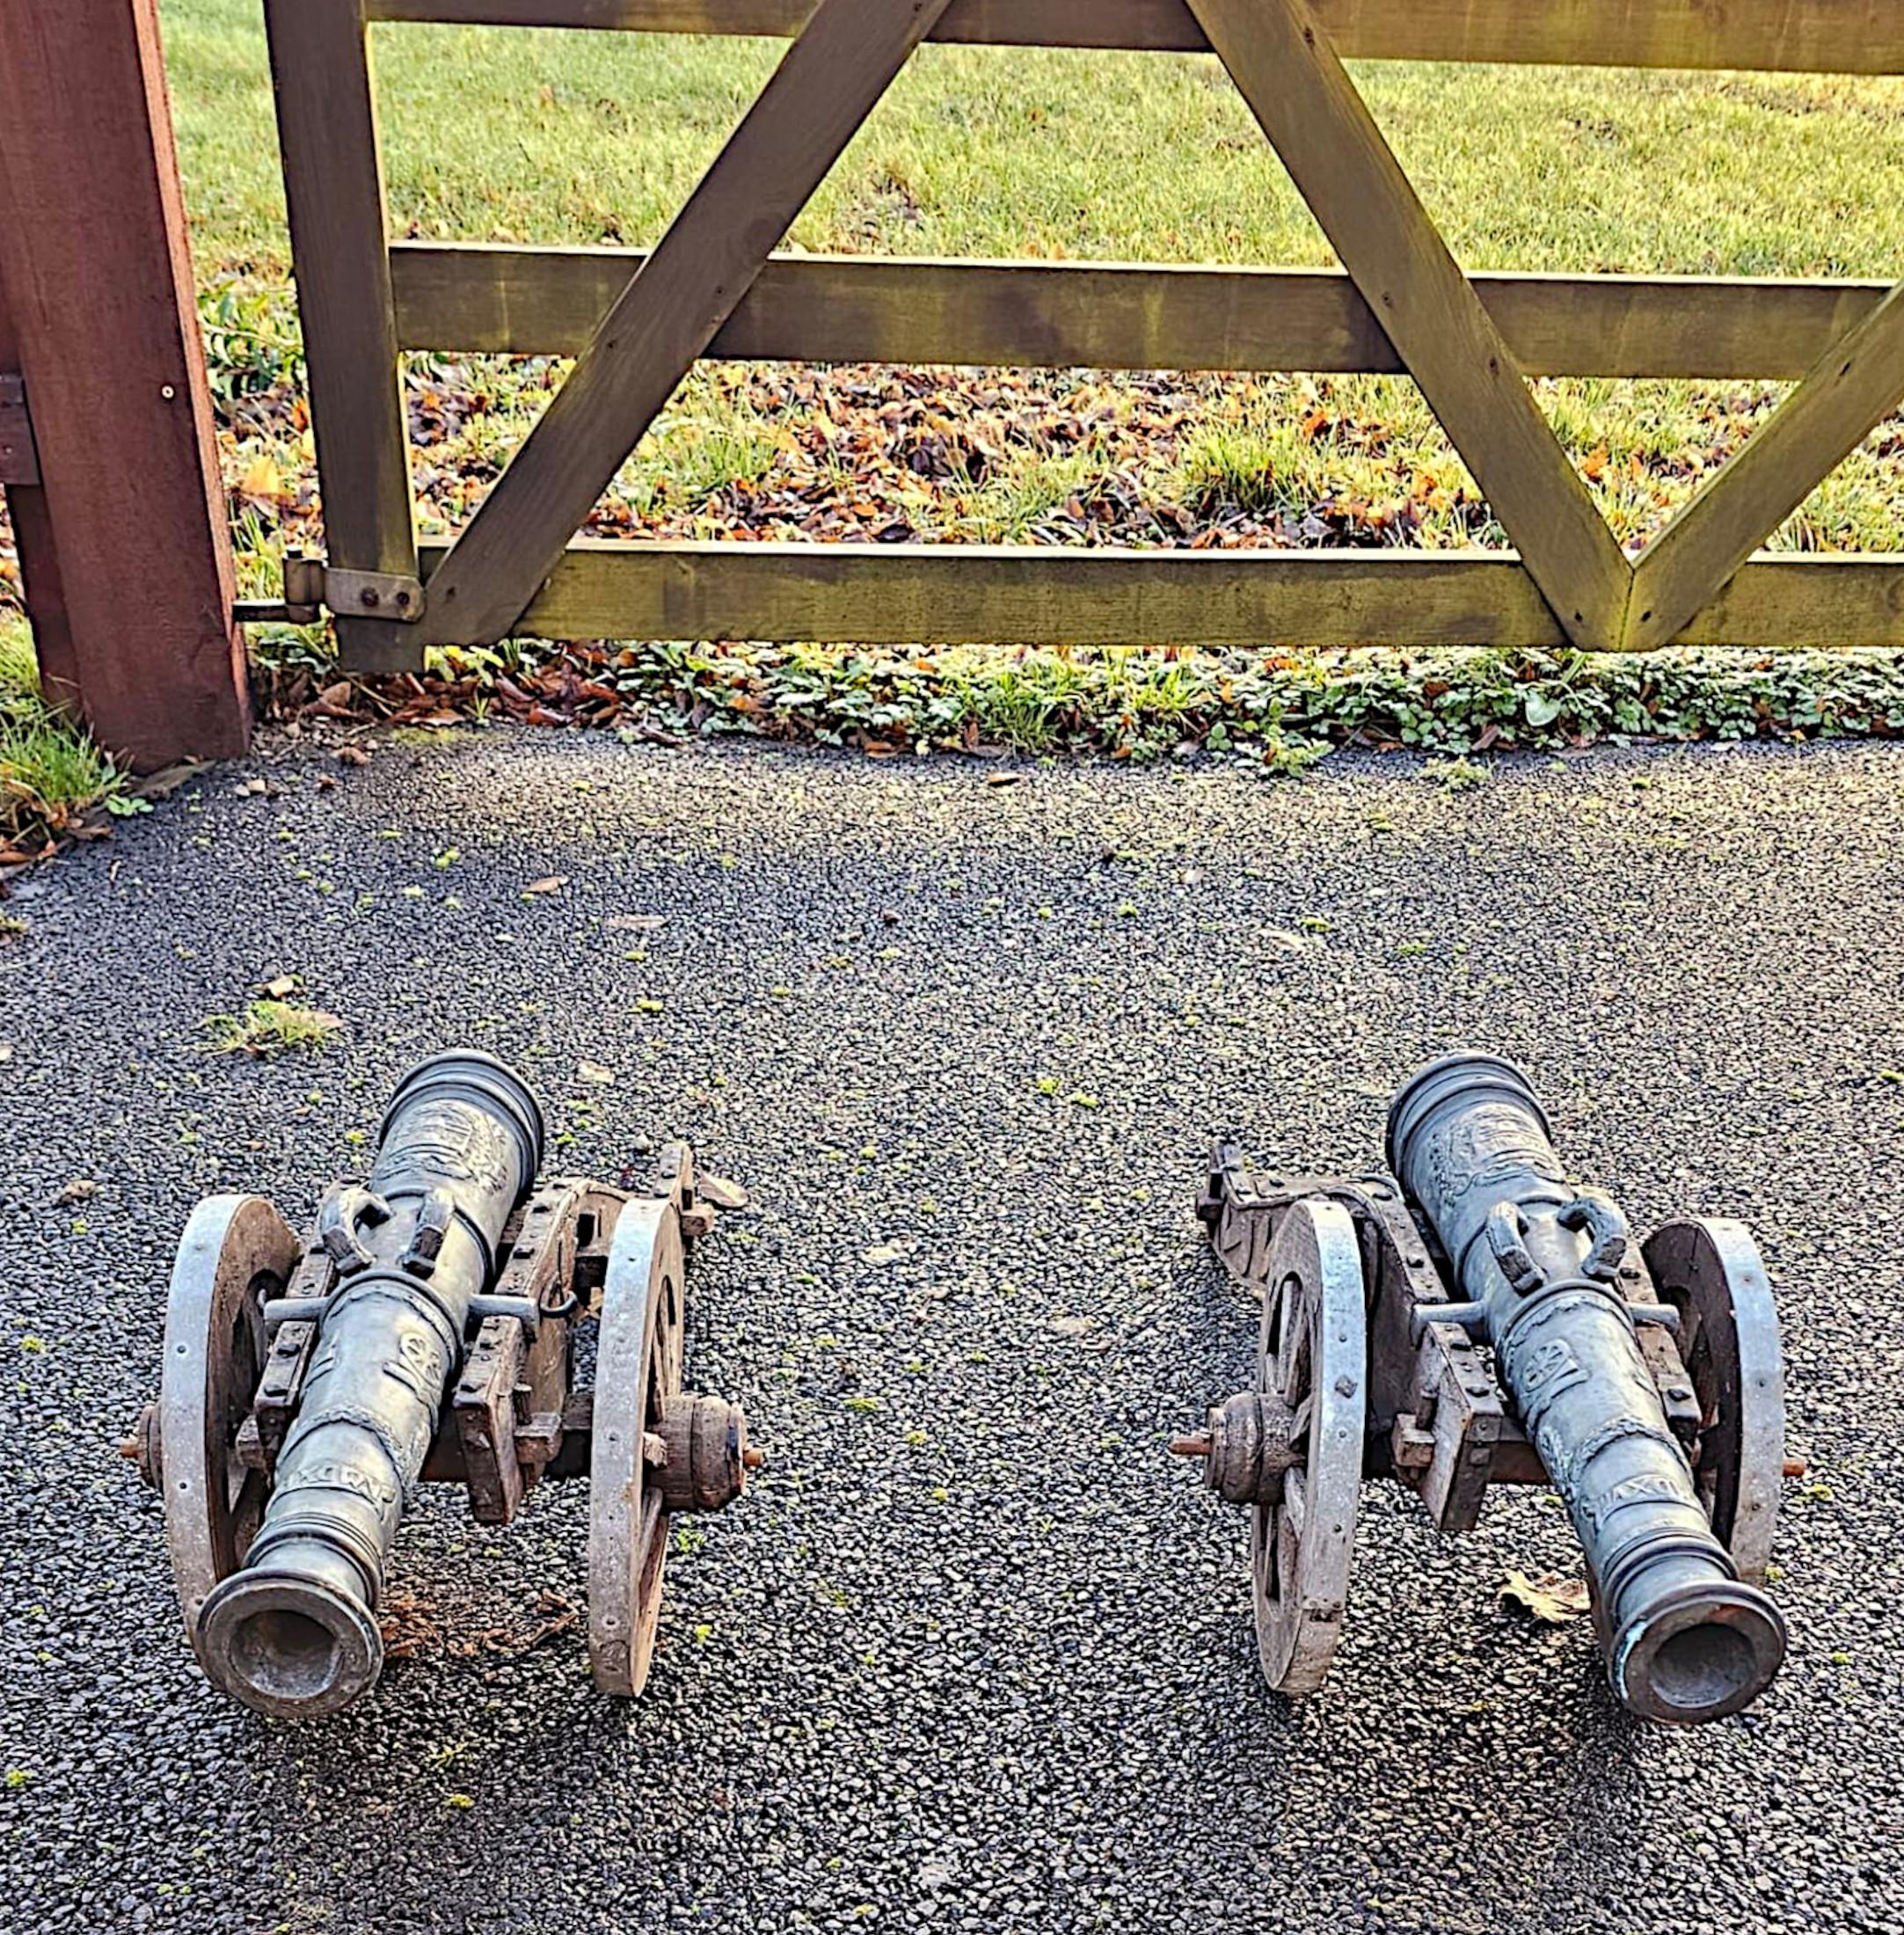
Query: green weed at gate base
408 637 1904 765
0 617 138 854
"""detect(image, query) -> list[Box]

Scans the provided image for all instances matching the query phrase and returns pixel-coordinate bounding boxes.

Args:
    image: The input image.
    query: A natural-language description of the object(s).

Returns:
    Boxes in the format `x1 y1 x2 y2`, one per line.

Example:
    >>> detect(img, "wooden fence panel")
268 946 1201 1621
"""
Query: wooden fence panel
417 0 959 646
263 0 1904 666
1628 279 1904 649
1193 0 1631 649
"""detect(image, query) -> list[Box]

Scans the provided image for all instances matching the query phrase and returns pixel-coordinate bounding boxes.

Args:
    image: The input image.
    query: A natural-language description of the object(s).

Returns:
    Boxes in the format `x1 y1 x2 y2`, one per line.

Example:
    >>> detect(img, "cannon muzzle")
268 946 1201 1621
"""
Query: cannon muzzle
1385 1053 1785 1722
195 1051 544 1717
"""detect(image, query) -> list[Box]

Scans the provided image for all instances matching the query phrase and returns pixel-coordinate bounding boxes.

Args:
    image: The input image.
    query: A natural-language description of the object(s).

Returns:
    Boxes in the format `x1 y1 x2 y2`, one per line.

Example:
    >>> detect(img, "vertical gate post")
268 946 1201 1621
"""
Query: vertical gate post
0 0 251 769
263 0 422 673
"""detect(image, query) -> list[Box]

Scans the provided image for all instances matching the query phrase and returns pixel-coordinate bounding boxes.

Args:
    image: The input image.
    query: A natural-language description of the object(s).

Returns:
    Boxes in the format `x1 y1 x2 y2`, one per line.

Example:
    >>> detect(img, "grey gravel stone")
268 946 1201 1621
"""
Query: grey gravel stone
0 727 1900 1935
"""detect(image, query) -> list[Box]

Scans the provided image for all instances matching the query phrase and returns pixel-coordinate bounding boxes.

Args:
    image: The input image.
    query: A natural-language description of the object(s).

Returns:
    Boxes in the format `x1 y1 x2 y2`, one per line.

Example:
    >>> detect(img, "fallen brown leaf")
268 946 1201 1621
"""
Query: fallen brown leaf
238 452 288 502
698 1174 748 1211
523 874 569 895
1499 1569 1592 1625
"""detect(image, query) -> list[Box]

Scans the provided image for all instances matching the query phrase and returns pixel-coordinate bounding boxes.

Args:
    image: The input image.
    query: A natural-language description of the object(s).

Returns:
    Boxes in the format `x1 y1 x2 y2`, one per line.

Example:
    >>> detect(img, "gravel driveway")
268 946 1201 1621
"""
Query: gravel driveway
2 728 1900 1935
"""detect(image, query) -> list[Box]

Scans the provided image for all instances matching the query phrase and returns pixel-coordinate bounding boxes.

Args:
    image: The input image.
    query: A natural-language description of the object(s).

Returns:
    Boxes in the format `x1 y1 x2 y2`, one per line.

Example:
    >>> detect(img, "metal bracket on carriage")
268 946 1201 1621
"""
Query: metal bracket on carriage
1192 1140 1707 1537
1390 1237 1706 1527
1195 1139 1347 1289
631 1139 720 1240
442 1175 621 1523
185 1154 755 1532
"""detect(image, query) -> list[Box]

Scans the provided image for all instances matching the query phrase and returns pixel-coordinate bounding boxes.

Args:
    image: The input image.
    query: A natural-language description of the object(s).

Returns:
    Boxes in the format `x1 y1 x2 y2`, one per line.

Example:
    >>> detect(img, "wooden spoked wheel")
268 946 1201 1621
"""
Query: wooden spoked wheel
158 1194 303 1661
1644 1216 1786 1586
587 1179 688 1696
1251 1197 1368 1696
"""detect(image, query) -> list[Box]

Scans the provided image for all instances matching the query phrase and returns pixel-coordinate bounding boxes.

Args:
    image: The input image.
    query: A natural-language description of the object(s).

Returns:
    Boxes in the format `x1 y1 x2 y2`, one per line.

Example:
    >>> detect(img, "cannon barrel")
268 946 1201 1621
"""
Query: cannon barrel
1385 1053 1785 1723
195 1051 544 1717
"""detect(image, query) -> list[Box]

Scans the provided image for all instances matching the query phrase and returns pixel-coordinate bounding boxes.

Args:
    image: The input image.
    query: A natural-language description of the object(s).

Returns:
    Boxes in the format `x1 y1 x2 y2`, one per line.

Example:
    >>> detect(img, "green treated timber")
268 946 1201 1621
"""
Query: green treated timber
265 0 419 667
366 0 1904 75
1190 0 1632 651
390 542 1904 660
391 245 1900 381
1627 277 1904 650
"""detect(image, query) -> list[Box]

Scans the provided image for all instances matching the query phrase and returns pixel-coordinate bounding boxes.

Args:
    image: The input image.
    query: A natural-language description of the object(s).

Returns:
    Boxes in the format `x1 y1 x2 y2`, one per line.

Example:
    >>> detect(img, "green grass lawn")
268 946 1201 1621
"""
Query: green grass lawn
165 1 1904 277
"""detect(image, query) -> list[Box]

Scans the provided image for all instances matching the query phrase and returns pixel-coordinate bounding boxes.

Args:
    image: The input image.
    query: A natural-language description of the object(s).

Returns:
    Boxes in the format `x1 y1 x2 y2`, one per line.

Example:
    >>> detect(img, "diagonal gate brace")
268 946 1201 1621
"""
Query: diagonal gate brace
1185 0 1634 652
1625 274 1904 650
416 0 959 647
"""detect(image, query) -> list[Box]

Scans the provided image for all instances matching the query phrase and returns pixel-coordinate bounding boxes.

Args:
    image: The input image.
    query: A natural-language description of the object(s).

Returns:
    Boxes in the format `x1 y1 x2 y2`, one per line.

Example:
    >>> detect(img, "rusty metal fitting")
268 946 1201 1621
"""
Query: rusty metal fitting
1171 1390 1302 1507
649 1394 755 1513
121 1403 162 1487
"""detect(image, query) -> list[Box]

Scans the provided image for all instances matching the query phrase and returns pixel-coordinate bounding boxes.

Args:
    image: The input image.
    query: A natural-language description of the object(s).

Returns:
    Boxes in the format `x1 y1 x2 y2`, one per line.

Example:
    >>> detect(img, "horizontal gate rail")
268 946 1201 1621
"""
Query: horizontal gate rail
364 0 1904 76
415 541 1904 653
392 247 1903 381
266 0 1904 672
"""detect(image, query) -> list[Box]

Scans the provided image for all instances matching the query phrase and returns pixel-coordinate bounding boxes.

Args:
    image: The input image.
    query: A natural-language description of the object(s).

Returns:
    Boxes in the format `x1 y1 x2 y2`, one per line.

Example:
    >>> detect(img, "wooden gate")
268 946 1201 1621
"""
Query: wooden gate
265 0 1904 672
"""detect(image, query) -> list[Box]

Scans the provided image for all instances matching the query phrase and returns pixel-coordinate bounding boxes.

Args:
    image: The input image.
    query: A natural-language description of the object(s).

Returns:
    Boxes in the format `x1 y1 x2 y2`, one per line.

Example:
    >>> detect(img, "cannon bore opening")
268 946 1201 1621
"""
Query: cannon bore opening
226 1605 343 1705
197 1569 385 1719
1617 1585 1785 1725
1652 1620 1759 1714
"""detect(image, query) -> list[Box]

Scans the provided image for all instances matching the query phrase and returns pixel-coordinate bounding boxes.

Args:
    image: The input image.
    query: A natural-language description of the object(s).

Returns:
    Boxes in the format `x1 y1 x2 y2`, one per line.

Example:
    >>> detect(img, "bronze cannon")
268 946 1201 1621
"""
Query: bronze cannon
126 1050 756 1717
1179 1051 1790 1724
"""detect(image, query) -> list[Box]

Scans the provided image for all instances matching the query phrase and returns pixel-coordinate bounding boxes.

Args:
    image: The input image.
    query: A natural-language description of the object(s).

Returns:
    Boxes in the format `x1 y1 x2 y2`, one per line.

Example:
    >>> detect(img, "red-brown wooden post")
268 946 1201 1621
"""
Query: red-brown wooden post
0 0 250 769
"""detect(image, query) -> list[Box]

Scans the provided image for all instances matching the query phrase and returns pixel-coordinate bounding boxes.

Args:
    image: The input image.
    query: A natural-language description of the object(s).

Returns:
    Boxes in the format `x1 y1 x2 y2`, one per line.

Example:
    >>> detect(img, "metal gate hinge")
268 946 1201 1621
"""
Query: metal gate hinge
0 373 41 488
233 553 427 628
